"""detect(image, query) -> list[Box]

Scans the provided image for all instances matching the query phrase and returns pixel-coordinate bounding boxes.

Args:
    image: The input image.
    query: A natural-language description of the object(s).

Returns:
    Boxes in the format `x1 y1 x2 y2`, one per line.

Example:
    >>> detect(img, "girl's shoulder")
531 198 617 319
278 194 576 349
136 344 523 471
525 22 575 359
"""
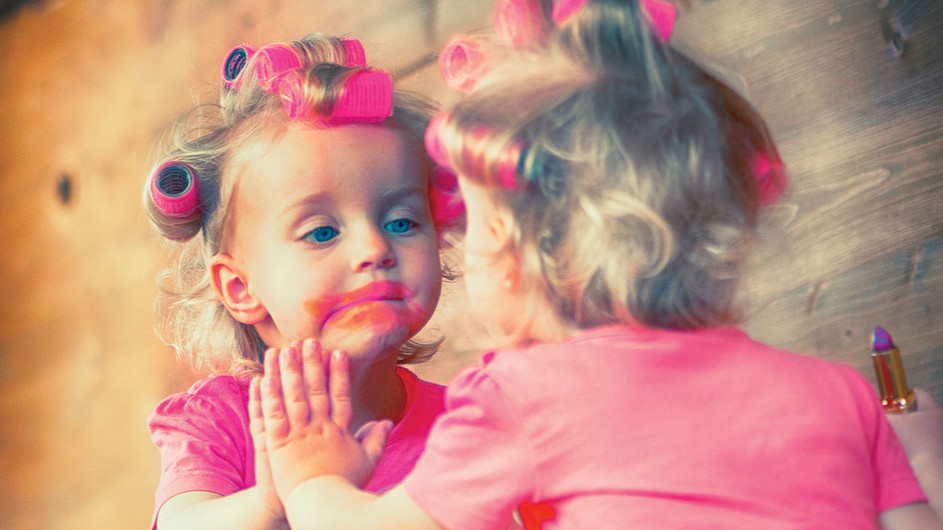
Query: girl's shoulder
148 374 251 426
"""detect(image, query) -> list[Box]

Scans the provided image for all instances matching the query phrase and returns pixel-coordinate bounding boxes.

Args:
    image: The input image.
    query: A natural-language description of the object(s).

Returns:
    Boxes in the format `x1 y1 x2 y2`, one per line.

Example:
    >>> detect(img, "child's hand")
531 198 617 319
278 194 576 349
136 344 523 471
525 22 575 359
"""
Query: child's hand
887 388 943 461
254 339 391 501
248 371 285 520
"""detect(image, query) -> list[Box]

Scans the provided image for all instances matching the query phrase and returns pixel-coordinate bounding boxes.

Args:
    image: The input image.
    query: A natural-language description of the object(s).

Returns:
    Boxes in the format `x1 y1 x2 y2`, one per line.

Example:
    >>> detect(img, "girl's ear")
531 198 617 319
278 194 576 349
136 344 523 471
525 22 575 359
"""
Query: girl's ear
209 253 268 325
488 207 514 249
490 210 521 294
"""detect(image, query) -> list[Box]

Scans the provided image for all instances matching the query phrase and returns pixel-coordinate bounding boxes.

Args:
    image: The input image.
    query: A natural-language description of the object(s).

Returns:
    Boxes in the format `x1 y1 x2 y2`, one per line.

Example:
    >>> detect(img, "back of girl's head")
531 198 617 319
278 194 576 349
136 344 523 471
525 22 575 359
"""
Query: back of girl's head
144 33 452 375
433 0 785 337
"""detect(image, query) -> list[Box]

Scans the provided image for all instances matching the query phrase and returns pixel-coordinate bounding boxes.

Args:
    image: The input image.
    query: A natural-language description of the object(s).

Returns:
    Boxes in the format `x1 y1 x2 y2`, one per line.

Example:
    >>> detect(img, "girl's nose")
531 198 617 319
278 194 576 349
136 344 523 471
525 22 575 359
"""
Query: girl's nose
352 229 396 272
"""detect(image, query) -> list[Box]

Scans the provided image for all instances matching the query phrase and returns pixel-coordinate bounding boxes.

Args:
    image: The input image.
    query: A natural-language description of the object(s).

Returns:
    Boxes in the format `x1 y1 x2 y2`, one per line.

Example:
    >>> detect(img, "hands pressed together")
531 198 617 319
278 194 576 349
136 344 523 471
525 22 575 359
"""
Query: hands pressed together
248 339 393 513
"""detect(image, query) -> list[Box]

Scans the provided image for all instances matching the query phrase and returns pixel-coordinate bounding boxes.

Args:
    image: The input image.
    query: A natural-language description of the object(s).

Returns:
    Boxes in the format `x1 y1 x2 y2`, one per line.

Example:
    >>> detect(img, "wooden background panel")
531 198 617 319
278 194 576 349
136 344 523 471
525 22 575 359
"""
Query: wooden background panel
0 2 487 528
0 1 940 529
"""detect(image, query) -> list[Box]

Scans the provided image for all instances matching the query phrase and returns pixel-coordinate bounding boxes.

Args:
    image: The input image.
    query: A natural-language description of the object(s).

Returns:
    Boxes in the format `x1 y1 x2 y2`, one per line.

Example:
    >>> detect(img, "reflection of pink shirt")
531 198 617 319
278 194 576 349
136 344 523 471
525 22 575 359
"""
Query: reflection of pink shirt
404 326 926 530
148 367 443 528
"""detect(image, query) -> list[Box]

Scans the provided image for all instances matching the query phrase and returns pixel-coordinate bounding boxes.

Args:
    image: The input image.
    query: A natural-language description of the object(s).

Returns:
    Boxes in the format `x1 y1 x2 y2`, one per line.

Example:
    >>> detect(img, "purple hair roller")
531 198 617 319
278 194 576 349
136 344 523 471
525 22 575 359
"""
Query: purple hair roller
149 161 201 218
327 70 393 123
254 43 303 93
222 44 257 89
341 38 367 67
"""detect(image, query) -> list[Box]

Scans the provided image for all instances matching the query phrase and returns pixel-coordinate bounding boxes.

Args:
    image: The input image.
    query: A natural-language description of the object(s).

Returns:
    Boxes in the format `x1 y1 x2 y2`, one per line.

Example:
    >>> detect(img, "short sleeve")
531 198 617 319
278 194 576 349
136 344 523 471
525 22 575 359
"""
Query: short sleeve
403 364 530 530
859 378 929 511
147 376 252 527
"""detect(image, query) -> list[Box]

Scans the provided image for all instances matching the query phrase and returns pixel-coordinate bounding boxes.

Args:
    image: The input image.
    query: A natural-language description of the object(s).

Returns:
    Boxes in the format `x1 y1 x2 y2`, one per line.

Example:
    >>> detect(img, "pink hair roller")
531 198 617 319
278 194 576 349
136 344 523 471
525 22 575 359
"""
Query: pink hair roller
440 36 488 92
254 43 303 93
425 112 525 191
551 0 675 41
149 161 201 218
275 71 310 119
341 38 367 67
428 166 466 229
641 0 676 42
221 44 257 89
493 0 546 48
551 0 586 24
327 70 393 124
753 151 787 206
553 0 677 42
424 112 452 169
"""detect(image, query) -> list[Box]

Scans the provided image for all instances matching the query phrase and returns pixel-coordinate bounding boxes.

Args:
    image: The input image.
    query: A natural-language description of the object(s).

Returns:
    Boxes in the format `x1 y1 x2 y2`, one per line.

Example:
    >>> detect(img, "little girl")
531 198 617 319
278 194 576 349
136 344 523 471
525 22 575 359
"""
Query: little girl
144 33 462 530
252 1 937 529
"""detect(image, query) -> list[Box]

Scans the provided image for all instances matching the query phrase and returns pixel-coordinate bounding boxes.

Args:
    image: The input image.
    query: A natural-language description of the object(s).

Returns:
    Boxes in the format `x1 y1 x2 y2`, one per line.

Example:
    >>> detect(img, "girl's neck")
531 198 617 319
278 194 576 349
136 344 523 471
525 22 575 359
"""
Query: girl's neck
345 353 407 434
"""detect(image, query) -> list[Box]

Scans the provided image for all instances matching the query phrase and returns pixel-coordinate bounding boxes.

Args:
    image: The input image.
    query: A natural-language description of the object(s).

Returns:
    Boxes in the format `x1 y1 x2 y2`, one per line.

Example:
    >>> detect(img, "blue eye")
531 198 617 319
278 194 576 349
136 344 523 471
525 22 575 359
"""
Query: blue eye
384 218 415 234
304 226 338 243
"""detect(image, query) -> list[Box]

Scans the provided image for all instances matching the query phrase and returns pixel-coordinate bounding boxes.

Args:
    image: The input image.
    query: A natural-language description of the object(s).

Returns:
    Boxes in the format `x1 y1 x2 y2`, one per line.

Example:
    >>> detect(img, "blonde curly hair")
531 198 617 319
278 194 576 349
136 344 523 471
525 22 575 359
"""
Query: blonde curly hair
144 33 455 375
433 0 783 342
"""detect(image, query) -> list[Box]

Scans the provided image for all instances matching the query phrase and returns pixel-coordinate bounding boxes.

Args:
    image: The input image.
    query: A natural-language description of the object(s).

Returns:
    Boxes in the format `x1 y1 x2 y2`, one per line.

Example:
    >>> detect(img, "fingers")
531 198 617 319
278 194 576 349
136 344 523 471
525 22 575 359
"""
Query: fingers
302 339 330 420
249 376 265 437
260 348 290 440
279 346 310 426
330 350 353 430
355 420 392 469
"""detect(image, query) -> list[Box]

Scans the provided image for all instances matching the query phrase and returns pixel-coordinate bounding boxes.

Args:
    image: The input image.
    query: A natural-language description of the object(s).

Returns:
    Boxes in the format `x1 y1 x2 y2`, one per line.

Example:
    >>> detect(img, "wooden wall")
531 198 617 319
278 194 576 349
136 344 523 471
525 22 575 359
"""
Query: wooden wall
0 1 939 528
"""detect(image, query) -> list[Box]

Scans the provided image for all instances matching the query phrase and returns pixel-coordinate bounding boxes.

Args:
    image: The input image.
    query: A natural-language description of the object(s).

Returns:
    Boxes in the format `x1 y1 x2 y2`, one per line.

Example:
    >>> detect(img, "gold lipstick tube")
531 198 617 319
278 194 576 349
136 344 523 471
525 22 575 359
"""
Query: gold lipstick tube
871 344 916 414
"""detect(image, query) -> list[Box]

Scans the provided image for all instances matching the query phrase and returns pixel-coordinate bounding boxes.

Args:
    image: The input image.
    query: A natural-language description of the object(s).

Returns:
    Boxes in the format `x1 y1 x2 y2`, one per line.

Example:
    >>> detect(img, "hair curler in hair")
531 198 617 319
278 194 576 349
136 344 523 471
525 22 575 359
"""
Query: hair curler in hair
275 69 393 123
496 0 676 48
424 111 526 191
640 0 676 41
221 44 257 89
462 126 524 190
428 165 466 231
254 43 304 93
341 37 367 67
424 111 452 169
327 70 393 123
753 151 787 206
550 0 587 24
149 161 201 219
551 0 675 41
493 0 546 48
439 36 488 92
275 71 309 119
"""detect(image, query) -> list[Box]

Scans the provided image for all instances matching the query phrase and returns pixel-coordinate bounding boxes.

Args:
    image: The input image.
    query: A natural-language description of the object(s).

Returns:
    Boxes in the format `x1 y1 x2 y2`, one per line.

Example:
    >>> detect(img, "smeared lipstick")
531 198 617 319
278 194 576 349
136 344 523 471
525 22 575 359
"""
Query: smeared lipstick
871 326 916 414
304 280 413 331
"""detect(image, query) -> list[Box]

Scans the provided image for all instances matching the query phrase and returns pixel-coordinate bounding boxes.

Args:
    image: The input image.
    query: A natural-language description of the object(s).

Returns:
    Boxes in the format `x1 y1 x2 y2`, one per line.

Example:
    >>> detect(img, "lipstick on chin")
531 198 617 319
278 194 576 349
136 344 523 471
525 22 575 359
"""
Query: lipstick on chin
870 326 916 414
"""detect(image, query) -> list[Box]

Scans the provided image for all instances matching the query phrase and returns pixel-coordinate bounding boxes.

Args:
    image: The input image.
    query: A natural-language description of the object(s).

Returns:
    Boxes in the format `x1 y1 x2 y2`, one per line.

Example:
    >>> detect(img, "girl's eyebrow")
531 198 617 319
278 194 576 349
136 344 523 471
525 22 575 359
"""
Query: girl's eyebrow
279 192 332 226
380 186 426 207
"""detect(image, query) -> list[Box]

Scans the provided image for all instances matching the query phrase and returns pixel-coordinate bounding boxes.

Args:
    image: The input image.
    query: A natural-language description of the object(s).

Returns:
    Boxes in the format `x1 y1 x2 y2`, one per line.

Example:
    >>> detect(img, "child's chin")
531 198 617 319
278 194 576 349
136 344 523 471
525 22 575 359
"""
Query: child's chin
319 321 415 359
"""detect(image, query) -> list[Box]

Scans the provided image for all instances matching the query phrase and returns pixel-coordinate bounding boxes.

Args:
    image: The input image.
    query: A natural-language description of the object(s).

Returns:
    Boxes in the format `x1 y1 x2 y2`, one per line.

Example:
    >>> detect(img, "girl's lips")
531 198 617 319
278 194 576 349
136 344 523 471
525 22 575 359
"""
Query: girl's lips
305 280 413 328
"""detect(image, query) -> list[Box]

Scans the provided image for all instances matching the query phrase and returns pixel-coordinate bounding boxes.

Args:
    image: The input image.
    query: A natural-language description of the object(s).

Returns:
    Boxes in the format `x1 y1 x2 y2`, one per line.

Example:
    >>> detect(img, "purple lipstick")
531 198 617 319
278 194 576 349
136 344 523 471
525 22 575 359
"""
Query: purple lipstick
871 326 916 413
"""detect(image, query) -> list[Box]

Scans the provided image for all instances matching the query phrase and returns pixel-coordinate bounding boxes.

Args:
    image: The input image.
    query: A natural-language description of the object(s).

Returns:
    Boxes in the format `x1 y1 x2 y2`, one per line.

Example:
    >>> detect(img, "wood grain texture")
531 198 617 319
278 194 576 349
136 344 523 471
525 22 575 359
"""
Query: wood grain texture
0 1 939 528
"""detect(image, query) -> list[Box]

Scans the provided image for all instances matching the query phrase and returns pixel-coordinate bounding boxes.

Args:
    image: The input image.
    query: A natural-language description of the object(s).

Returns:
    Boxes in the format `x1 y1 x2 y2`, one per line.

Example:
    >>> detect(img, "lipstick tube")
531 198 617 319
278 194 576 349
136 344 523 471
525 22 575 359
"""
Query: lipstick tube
871 326 916 413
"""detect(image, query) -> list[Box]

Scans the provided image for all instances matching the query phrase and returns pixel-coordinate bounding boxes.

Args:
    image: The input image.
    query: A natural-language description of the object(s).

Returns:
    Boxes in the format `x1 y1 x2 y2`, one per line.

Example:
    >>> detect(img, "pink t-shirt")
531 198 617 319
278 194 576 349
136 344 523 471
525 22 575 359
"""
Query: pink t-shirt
404 326 927 529
148 366 444 528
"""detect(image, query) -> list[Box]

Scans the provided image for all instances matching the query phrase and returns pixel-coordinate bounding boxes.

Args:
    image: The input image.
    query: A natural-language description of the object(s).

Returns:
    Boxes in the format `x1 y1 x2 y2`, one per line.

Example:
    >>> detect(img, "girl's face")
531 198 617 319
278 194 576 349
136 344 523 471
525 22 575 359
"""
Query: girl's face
217 122 442 362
